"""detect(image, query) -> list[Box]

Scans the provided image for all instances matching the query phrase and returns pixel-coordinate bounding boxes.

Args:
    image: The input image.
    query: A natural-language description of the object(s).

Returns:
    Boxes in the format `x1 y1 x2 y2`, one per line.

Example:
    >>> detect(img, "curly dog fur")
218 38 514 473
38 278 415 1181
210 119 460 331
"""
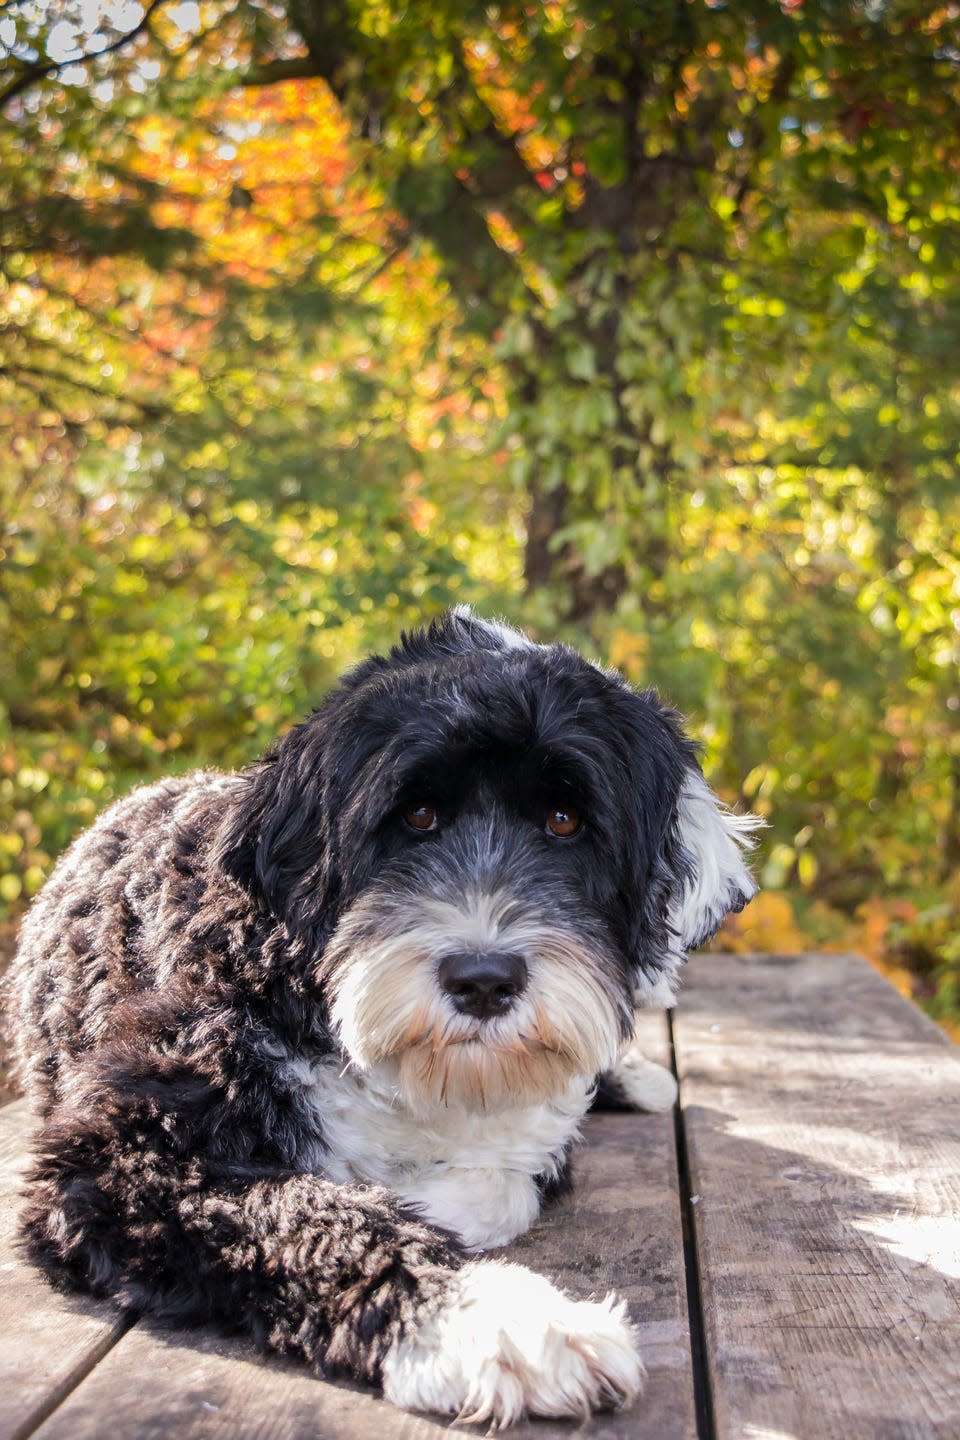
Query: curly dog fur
7 608 757 1424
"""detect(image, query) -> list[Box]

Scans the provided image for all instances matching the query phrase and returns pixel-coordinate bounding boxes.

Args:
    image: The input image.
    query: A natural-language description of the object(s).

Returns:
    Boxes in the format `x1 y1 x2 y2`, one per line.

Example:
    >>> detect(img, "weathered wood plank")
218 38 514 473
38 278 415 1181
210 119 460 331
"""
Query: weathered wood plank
674 951 960 1440
7 1012 694 1438
0 1100 130 1440
508 1009 696 1440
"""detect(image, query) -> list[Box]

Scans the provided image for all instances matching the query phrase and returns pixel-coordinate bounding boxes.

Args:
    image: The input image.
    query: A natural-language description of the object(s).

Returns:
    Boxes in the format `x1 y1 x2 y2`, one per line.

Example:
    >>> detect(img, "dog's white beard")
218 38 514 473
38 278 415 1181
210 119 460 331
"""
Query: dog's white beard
327 891 626 1116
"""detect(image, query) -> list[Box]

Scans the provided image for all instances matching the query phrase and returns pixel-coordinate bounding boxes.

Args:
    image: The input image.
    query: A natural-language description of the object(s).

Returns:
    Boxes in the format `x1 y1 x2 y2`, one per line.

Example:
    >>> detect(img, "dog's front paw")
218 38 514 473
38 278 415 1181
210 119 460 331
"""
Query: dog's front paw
607 1043 678 1112
381 1260 643 1425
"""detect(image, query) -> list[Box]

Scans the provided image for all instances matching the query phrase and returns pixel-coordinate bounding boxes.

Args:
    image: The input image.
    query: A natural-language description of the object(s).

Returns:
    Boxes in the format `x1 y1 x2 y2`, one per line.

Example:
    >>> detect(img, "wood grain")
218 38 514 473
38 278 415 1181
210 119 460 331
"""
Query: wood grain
4 1012 694 1439
673 951 960 1440
508 1008 696 1440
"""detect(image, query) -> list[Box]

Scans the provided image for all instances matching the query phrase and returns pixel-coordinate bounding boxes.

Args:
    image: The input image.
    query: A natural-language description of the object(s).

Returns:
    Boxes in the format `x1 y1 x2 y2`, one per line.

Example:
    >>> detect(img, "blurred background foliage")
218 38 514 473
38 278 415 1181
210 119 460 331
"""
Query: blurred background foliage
1 0 959 1035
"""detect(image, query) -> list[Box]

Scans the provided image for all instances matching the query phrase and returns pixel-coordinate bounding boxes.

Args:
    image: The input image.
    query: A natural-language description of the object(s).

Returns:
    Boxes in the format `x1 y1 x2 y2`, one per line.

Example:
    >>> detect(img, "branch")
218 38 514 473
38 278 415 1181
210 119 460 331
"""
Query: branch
12 273 204 369
240 55 321 88
238 10 534 318
0 0 168 111
0 361 165 418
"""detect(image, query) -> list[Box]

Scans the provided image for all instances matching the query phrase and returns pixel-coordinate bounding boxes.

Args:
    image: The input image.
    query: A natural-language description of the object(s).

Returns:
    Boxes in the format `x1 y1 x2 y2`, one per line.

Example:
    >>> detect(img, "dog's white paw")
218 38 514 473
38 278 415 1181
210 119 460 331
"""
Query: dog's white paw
381 1260 643 1425
611 1045 678 1112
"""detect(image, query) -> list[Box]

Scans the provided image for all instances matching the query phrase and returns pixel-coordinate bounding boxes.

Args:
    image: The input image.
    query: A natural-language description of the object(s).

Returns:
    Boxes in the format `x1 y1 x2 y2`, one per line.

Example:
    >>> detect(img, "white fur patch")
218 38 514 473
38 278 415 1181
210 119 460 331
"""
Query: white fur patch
293 1058 593 1250
381 1260 643 1425
608 1039 678 1113
451 604 536 652
397 1165 542 1252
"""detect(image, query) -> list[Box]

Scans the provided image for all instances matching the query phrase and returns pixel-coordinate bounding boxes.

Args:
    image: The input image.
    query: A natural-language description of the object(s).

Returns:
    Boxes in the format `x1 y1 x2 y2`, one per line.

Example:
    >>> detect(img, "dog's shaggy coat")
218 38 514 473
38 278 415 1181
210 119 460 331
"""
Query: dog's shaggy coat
8 609 757 1424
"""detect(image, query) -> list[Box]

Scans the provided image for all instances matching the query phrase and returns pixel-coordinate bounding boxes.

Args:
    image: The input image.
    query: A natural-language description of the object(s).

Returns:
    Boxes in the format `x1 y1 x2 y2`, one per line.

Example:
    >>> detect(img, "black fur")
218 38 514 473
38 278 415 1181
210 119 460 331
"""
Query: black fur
7 609 740 1395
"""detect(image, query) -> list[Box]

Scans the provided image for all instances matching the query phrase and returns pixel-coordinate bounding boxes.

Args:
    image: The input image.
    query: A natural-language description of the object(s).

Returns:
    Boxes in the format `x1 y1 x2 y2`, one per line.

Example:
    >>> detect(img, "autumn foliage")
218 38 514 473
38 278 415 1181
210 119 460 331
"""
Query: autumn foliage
1 1 959 1032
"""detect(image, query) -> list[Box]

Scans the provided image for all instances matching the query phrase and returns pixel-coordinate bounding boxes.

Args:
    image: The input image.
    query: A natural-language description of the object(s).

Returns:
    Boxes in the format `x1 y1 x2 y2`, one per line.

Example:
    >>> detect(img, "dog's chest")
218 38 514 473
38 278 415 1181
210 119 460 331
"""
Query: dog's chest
288 1058 592 1251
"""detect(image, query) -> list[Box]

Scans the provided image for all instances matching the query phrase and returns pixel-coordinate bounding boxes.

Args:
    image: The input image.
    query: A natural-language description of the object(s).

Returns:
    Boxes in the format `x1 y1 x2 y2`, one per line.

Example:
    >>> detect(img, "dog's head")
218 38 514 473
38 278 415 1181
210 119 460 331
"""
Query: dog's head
217 608 758 1114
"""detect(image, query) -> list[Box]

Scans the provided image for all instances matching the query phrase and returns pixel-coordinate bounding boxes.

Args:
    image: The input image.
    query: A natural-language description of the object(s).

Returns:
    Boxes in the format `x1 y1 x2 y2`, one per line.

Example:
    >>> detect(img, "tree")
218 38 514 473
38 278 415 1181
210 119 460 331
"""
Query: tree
230 0 960 619
234 0 960 891
0 2 521 911
1 0 959 950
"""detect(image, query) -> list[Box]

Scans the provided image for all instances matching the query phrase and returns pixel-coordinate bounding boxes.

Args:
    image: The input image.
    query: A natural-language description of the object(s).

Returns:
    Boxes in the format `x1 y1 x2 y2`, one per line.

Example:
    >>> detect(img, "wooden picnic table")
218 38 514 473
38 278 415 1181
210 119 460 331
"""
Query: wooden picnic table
2 951 959 1440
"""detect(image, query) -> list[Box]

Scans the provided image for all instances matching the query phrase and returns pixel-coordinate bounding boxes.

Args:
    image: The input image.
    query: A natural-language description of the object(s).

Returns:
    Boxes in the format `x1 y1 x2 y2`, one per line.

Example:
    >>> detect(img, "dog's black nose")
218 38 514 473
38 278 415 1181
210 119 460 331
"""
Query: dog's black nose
438 950 528 1020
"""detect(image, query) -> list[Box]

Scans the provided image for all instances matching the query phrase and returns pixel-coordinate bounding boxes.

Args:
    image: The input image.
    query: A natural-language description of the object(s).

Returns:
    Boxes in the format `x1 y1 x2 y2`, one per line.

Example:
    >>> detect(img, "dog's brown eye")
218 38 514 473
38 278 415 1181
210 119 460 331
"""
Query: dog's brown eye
546 807 581 838
404 804 438 833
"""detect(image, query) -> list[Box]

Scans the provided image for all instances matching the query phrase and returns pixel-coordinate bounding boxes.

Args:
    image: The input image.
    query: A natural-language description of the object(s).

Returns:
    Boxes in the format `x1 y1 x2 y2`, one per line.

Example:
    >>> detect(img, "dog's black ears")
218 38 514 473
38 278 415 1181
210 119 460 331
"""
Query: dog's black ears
630 764 760 1004
616 687 761 1000
212 714 335 933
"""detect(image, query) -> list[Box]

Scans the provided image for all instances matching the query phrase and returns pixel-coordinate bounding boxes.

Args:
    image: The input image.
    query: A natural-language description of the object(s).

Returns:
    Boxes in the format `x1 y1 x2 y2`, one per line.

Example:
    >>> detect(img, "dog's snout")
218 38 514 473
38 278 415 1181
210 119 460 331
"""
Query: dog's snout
438 950 528 1020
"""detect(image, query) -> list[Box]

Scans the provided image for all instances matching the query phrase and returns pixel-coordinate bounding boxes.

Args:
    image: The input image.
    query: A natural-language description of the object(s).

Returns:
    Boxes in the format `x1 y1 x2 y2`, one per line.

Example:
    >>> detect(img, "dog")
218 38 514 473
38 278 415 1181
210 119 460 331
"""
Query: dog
8 607 758 1425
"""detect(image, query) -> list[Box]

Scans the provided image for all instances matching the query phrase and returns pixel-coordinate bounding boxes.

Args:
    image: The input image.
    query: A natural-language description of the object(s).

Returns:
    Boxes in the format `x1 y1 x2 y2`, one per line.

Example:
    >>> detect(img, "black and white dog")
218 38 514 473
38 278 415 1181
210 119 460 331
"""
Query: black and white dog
9 608 757 1425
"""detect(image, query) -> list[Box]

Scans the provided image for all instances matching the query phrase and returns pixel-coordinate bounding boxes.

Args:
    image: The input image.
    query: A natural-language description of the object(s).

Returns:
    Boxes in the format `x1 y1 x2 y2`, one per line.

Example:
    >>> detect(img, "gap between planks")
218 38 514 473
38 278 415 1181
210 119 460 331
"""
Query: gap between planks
1 1008 696 1440
9 951 959 1440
